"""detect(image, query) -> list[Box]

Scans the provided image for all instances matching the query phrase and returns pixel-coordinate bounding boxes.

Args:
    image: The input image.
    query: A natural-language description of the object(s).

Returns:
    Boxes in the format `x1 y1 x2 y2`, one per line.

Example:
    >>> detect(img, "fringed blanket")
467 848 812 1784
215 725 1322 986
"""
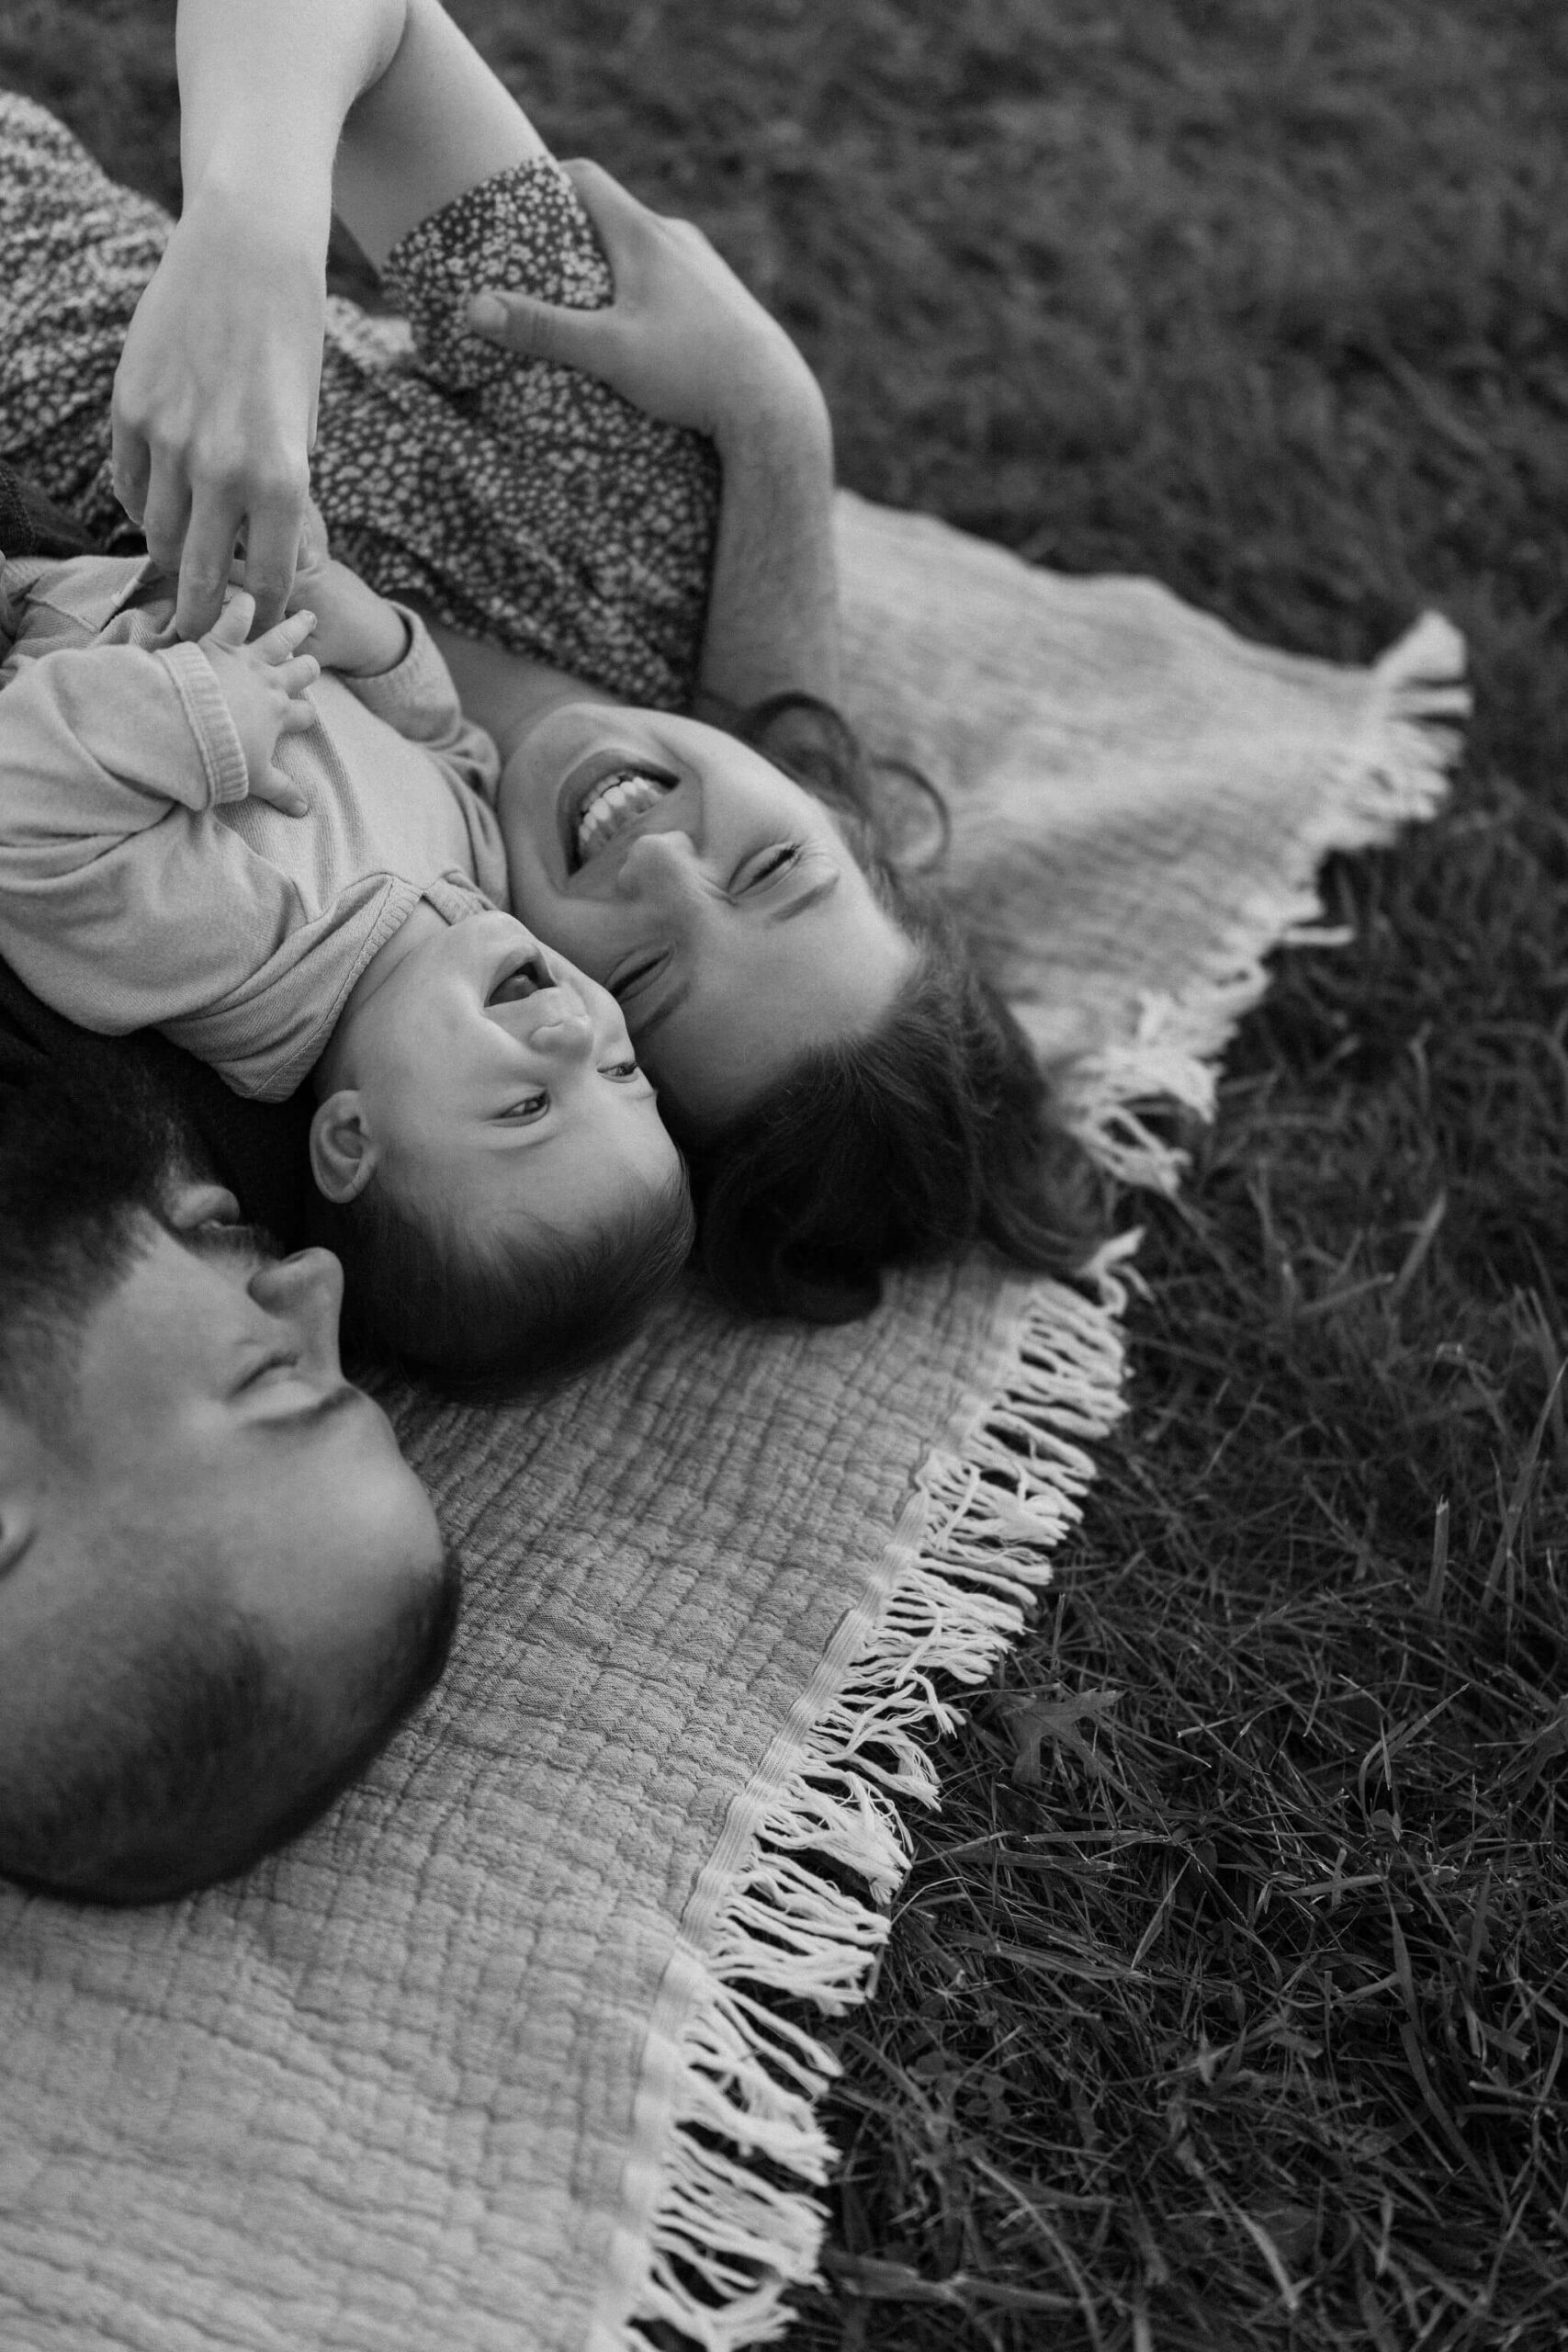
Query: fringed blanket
0 492 1465 2351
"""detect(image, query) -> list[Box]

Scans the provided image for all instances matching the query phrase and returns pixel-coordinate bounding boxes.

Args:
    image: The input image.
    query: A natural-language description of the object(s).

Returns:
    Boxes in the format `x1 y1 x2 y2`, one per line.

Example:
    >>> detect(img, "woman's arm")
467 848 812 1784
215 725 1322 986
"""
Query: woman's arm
464 162 840 718
112 0 402 637
114 0 548 641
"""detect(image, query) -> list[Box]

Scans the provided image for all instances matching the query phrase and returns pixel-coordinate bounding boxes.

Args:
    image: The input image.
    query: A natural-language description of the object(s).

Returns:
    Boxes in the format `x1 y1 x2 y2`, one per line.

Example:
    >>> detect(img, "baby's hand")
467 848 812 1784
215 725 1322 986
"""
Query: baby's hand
198 593 320 816
285 501 411 678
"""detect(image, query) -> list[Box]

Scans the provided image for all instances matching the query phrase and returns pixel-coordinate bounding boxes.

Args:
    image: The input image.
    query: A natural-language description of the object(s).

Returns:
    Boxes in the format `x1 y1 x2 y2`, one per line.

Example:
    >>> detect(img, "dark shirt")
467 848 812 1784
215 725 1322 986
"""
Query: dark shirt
0 458 314 1247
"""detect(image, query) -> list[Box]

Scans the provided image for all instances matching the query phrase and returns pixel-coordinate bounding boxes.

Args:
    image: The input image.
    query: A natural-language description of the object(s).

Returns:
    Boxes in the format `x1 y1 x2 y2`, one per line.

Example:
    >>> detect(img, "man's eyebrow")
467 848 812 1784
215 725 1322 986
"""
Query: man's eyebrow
768 872 840 925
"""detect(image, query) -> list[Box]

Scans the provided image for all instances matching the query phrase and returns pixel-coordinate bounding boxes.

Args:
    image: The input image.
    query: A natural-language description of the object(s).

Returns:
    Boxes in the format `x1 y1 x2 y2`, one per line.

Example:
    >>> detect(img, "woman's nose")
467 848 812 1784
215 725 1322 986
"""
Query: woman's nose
613 828 703 904
248 1246 345 1354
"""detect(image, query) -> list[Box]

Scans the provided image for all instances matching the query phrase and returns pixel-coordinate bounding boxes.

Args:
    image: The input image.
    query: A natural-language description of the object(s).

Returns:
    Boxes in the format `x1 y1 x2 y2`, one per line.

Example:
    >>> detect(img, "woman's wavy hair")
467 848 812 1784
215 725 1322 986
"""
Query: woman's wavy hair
677 695 1108 1324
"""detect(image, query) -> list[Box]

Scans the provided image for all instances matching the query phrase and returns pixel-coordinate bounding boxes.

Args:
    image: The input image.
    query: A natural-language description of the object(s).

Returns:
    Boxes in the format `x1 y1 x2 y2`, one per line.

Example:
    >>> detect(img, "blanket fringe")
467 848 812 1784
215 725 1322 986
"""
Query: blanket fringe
617 1254 1131 2349
1057 611 1470 1192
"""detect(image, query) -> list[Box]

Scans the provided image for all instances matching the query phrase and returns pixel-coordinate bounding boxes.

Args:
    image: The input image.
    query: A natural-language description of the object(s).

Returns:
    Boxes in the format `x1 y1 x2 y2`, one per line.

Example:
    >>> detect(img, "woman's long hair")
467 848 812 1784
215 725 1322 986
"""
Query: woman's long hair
677 695 1108 1322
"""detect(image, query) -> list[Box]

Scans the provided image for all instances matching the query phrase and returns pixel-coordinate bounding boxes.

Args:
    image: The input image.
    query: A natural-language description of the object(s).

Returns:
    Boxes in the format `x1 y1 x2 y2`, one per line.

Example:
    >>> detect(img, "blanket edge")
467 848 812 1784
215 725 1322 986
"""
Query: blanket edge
1054 610 1470 1191
591 1258 1132 2351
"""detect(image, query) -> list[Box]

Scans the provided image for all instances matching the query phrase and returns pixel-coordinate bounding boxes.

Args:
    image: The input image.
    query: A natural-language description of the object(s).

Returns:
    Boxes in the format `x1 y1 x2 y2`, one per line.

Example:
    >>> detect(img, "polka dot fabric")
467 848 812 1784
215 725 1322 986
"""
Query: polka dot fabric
0 96 718 707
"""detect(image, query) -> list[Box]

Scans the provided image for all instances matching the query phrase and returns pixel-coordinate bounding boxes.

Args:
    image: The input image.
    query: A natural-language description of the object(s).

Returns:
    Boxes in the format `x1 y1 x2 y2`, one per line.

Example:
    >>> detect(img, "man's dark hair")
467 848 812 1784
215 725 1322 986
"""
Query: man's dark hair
0 1052 186 1419
678 696 1109 1322
0 1565 458 1906
321 1161 695 1396
0 1054 457 1905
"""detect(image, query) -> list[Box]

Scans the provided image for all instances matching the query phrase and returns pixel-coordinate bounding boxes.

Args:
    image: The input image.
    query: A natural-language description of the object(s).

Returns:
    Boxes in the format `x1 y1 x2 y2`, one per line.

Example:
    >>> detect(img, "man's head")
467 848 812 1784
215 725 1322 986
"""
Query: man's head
0 1061 455 1904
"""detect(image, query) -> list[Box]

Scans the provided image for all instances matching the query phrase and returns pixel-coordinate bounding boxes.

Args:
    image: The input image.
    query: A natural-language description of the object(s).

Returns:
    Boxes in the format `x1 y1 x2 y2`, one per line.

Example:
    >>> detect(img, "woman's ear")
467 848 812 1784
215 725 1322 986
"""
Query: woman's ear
309 1091 379 1205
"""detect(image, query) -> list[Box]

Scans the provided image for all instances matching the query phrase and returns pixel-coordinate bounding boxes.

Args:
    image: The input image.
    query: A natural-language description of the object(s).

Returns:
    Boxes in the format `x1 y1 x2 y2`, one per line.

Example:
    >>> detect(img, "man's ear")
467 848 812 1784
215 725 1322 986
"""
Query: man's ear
310 1091 379 1205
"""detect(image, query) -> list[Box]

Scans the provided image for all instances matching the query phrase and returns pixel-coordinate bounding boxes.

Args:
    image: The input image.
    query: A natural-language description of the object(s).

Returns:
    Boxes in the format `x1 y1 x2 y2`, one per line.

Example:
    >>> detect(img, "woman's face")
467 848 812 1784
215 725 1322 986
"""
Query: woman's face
499 703 918 1132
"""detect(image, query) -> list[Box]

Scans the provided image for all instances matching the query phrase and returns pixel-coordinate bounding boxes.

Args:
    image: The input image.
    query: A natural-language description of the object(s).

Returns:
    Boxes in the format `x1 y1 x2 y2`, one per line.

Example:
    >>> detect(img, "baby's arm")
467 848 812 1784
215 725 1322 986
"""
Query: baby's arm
0 611 318 1033
282 507 499 805
337 610 503 812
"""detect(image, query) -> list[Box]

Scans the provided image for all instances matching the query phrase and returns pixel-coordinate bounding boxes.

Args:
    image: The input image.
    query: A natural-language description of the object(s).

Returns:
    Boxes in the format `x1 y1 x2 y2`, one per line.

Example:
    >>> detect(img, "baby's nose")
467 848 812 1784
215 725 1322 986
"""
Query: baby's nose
525 1002 596 1058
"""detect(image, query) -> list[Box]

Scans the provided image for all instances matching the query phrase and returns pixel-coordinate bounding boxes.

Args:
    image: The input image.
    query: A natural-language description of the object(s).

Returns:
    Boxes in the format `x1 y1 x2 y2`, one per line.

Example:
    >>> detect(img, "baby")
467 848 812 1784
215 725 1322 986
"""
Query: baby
0 518 692 1390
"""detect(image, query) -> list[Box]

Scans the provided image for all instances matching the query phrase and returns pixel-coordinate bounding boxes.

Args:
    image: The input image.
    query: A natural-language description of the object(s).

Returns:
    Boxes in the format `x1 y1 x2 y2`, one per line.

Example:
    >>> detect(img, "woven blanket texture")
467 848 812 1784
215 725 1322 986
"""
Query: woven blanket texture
0 491 1464 2352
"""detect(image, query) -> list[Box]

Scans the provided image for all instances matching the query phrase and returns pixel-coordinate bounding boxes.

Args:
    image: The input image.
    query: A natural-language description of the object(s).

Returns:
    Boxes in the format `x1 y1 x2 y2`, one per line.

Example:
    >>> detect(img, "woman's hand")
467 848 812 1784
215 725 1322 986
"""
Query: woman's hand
284 503 412 678
111 194 325 644
197 594 321 815
464 160 829 452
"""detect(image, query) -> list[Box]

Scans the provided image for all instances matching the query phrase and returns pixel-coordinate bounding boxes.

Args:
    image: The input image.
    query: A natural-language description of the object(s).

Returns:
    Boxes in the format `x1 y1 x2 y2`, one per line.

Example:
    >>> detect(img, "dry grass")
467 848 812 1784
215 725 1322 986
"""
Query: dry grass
6 1 1566 2343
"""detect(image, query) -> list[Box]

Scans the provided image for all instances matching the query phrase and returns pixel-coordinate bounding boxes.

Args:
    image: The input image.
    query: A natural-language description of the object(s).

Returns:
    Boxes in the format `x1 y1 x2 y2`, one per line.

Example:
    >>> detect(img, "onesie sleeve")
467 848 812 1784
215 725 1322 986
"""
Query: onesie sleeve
0 643 302 1041
344 604 502 808
0 638 248 816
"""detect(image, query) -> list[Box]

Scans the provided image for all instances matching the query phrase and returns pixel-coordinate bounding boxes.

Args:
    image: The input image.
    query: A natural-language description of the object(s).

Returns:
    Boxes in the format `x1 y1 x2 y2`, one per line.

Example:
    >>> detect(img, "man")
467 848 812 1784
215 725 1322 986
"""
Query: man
0 466 456 1906
0 971 457 1905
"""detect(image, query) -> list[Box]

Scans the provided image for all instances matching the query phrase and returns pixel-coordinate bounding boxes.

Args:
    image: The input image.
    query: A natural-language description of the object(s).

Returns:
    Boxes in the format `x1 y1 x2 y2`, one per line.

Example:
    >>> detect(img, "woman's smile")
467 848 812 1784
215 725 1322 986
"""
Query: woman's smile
565 759 678 869
499 702 919 1129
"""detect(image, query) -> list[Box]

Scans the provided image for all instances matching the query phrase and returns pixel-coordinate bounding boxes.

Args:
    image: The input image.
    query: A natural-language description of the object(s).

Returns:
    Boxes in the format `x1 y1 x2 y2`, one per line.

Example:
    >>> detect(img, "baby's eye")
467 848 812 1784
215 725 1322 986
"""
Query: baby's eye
600 1059 643 1082
500 1091 550 1123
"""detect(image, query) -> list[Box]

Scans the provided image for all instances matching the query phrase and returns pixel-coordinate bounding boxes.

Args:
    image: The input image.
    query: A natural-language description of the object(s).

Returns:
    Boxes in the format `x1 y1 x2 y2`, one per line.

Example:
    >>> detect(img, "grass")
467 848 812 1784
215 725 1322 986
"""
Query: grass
6 0 1567 2344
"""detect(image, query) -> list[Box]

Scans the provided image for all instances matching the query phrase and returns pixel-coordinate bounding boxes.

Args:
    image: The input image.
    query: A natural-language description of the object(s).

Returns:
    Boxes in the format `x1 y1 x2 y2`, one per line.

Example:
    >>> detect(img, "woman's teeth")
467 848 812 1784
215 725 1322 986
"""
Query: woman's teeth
574 771 670 864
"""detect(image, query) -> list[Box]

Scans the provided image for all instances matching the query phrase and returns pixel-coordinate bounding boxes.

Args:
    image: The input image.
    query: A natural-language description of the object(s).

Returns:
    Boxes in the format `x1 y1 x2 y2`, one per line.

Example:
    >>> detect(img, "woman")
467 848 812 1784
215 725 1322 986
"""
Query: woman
4 0 1102 1323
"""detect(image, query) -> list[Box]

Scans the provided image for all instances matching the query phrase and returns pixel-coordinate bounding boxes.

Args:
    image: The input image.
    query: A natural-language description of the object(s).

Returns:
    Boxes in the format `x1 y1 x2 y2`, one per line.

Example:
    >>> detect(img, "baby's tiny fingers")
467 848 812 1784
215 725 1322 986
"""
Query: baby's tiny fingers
275 652 321 695
255 766 310 818
276 695 319 734
254 609 317 661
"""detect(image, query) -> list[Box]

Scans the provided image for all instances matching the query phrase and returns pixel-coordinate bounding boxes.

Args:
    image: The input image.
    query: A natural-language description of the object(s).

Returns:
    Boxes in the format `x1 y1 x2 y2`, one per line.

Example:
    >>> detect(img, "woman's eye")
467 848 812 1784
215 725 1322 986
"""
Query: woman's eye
502 1091 550 1122
600 1058 642 1082
737 842 803 890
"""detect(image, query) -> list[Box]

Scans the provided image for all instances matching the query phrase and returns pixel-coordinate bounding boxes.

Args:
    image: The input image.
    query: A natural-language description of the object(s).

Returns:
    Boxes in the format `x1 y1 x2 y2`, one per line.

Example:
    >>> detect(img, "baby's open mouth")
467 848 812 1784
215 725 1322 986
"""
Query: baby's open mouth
487 953 552 1007
570 767 675 871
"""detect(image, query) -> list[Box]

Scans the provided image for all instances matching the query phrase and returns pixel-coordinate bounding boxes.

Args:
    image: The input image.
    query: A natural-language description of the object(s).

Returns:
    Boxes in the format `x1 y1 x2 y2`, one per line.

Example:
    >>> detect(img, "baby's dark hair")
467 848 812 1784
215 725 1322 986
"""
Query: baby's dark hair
322 1159 695 1396
676 695 1108 1323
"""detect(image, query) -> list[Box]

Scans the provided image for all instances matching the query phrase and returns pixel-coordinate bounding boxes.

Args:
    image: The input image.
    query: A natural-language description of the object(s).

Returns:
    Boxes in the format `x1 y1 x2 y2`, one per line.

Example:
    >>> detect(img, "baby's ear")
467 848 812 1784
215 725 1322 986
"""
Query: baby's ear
309 1091 379 1204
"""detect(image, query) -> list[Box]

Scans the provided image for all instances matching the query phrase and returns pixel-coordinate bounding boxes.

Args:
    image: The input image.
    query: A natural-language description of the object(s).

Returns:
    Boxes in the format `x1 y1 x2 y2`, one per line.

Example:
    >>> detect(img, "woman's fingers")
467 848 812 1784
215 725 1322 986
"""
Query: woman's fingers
233 477 310 636
252 608 319 662
466 285 614 370
174 481 249 642
558 155 651 234
464 160 659 364
107 409 152 528
140 463 195 591
204 590 257 649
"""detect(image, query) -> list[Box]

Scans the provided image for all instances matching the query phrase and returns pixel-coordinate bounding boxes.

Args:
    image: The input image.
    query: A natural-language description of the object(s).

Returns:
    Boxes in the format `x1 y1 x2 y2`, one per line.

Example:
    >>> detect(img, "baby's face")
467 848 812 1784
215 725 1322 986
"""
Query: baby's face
333 910 679 1238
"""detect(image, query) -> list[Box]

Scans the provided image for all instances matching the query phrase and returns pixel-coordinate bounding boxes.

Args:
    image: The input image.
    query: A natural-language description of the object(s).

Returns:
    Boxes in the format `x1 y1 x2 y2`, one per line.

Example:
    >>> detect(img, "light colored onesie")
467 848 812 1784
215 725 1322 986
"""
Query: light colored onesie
0 550 504 1100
